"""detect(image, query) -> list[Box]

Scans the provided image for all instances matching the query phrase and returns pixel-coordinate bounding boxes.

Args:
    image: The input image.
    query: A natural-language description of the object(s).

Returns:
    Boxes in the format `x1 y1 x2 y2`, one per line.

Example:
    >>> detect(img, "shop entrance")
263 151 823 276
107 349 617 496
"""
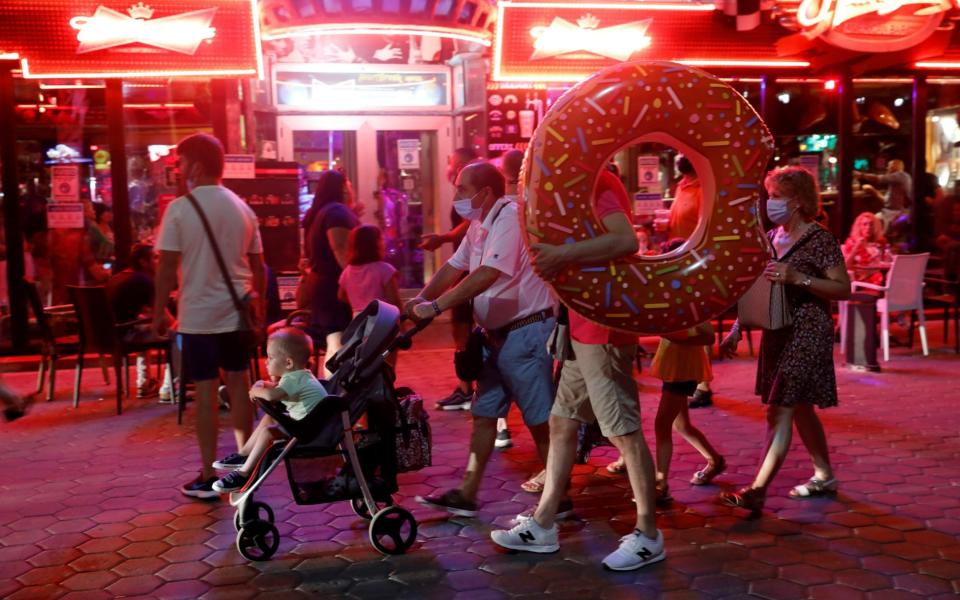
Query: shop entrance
278 115 453 289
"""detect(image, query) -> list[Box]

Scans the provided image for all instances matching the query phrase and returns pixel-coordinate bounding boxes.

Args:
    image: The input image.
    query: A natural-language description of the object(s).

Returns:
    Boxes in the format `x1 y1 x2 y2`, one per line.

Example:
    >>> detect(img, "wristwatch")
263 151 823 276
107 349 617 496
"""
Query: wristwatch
800 276 813 288
431 300 443 316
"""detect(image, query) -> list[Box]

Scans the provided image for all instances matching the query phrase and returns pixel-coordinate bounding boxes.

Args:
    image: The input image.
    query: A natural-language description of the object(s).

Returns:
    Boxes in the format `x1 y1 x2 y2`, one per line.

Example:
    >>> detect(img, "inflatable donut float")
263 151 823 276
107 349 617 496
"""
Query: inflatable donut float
520 61 775 335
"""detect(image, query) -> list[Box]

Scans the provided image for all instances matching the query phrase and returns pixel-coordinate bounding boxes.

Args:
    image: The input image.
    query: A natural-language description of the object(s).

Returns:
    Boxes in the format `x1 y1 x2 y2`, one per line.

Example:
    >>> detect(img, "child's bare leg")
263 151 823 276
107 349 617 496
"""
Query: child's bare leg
238 415 275 457
673 400 722 464
237 426 283 476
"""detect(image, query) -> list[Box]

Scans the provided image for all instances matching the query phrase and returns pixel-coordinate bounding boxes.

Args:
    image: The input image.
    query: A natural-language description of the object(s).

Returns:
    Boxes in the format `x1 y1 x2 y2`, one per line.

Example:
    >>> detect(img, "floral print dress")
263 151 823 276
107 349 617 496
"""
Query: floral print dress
756 224 845 408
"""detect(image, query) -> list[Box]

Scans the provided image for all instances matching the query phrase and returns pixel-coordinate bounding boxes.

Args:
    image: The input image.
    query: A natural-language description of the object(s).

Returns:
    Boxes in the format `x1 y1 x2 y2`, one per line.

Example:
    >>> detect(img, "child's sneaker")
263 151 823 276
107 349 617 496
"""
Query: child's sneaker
490 517 559 553
601 529 666 571
212 470 249 493
212 453 247 470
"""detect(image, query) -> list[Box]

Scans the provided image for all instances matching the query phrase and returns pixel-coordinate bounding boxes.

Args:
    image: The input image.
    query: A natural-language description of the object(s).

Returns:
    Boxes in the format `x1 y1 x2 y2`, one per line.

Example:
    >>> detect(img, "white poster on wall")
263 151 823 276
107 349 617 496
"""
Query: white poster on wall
51 164 80 202
47 203 84 228
223 154 256 179
397 139 421 170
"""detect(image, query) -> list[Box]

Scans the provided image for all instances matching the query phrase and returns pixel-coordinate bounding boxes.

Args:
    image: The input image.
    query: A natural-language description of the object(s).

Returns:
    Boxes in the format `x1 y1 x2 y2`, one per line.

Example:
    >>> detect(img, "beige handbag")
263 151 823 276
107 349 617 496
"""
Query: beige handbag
737 229 815 330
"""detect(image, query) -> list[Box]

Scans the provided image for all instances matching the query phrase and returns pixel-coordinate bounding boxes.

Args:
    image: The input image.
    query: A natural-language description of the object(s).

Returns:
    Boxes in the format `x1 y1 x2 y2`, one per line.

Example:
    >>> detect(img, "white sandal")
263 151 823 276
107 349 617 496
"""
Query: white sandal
789 477 838 498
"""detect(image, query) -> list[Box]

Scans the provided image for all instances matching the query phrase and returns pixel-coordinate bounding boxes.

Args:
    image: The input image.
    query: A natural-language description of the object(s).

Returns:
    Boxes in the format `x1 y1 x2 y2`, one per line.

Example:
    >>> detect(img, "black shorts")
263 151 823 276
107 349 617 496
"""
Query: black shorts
180 331 251 382
662 380 698 397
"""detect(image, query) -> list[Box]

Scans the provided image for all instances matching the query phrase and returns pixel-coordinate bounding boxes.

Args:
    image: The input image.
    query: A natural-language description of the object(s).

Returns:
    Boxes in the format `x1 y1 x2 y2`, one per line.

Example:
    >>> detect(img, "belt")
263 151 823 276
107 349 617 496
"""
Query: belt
489 309 554 338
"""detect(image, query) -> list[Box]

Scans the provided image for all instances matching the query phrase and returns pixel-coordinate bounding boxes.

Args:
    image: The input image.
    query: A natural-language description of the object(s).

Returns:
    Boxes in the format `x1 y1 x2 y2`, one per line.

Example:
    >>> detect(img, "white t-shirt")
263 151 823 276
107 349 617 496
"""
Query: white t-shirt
277 369 328 420
448 196 556 330
156 185 263 334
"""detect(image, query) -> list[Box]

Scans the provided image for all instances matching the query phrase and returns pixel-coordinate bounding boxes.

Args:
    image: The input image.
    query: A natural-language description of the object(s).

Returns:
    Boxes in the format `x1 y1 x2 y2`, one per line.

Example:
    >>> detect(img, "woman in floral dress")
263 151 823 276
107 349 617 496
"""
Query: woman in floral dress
718 166 851 514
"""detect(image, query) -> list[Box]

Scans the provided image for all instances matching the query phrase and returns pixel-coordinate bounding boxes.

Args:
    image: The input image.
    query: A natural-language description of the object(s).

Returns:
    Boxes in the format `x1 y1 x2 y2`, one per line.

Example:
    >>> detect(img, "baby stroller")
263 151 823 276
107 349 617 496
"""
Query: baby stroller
229 300 430 561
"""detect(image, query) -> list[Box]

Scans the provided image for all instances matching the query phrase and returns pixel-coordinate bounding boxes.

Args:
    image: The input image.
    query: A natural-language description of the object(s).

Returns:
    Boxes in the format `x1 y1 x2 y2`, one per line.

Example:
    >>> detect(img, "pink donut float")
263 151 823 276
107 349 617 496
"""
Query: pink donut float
521 61 775 334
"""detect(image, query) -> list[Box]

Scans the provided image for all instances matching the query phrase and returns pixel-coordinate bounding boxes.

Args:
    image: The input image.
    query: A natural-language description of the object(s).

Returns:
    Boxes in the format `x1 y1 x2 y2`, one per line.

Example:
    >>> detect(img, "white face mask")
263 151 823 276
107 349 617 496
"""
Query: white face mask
454 191 482 221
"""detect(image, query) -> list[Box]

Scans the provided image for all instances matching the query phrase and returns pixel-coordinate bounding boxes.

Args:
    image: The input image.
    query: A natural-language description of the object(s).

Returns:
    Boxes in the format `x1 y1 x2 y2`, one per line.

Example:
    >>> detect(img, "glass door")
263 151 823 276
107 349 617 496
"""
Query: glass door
278 115 453 288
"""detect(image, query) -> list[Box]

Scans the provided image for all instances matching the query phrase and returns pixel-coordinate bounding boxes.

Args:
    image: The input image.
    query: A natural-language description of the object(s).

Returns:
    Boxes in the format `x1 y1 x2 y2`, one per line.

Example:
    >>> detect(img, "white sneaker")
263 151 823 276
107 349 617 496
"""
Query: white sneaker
490 517 559 553
601 529 666 571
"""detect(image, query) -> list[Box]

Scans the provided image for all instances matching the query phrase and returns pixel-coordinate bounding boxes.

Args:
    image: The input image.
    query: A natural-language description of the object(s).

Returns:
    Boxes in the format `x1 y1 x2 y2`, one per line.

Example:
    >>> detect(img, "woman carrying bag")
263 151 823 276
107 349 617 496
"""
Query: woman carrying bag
719 166 851 514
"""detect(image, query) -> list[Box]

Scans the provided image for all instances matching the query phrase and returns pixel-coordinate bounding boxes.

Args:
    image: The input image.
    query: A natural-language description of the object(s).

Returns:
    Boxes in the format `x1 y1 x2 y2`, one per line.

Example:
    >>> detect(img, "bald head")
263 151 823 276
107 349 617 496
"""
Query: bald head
460 161 506 201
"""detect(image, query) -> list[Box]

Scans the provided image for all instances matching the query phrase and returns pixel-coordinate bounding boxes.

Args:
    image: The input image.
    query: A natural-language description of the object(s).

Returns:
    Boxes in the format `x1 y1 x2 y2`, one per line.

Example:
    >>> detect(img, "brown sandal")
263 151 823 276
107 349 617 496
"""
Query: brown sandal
690 457 726 486
719 487 765 514
788 478 838 499
520 470 546 493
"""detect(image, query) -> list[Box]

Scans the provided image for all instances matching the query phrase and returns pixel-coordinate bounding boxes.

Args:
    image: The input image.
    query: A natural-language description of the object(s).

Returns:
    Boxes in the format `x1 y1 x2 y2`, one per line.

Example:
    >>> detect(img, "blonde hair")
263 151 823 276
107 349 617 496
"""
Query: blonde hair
268 327 313 367
850 212 883 243
764 166 820 219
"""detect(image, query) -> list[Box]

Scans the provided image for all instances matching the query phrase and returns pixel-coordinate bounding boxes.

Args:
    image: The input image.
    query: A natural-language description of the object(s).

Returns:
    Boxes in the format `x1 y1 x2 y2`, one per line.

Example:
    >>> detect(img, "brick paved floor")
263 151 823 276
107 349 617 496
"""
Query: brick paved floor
0 328 959 599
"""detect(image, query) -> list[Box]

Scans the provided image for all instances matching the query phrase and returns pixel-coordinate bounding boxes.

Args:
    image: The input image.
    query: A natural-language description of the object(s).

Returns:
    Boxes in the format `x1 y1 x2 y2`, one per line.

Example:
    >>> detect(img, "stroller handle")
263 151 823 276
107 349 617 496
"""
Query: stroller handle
393 313 432 351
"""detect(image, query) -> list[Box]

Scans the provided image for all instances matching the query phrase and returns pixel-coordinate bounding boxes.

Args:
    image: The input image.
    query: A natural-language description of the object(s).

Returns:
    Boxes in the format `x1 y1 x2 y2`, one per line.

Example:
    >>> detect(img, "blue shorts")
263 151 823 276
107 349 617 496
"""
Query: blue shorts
472 318 555 426
180 331 251 382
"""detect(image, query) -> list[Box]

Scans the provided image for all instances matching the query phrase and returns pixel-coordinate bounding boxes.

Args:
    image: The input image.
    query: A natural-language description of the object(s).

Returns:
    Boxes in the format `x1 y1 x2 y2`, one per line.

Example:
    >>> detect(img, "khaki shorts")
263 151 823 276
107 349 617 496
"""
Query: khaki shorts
551 341 640 438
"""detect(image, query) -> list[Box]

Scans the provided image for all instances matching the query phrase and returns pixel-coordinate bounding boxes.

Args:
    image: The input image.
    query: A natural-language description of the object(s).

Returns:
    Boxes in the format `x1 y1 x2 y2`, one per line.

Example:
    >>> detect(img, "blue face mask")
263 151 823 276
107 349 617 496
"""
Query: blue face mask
766 197 793 225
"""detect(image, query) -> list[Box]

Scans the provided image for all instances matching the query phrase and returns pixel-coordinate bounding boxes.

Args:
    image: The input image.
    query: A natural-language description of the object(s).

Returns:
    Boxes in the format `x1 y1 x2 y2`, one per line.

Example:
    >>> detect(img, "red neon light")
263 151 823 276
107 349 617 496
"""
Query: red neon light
529 16 652 61
916 61 960 69
261 23 491 46
796 0 951 52
0 0 263 80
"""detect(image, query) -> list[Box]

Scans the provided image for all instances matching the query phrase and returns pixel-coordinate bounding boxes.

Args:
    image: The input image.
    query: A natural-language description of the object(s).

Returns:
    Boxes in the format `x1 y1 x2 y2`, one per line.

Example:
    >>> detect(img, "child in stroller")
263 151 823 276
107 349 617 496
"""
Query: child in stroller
228 300 429 561
211 327 328 493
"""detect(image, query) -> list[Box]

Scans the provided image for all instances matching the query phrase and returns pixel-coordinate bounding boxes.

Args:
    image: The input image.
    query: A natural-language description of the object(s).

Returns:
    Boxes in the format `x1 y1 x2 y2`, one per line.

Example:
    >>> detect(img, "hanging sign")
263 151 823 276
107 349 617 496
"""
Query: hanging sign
636 155 662 202
223 154 256 179
795 0 956 52
51 164 80 202
0 0 262 79
47 203 85 228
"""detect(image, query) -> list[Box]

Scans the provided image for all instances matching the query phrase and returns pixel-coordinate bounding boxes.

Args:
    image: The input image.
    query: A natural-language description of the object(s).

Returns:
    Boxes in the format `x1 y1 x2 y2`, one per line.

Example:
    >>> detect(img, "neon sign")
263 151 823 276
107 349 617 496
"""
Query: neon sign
796 0 959 51
0 0 262 79
529 15 651 61
69 3 217 55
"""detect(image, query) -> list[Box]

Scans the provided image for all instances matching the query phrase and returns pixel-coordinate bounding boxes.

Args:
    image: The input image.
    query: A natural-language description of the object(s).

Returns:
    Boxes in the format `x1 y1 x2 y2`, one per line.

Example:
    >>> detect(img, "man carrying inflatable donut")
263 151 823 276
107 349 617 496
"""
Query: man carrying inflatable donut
491 169 665 571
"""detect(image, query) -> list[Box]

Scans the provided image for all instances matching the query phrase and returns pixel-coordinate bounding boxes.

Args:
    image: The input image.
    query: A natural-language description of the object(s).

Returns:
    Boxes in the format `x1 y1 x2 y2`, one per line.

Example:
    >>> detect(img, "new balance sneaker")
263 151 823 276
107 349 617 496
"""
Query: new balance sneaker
212 453 247 470
490 517 560 553
180 473 219 500
415 489 478 517
436 388 473 411
495 429 513 449
515 497 574 523
212 470 250 493
601 529 666 571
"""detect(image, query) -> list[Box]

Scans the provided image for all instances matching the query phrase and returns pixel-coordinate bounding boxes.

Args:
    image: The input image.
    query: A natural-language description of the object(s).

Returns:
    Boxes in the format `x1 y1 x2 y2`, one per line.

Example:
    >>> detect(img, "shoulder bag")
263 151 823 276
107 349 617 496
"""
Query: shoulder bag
185 192 264 349
452 200 512 381
737 227 816 331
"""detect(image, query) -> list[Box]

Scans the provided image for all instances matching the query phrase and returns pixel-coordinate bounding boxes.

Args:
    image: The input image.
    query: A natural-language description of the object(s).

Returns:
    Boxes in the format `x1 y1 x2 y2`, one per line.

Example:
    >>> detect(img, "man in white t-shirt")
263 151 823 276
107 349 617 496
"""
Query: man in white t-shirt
152 133 266 500
408 161 557 517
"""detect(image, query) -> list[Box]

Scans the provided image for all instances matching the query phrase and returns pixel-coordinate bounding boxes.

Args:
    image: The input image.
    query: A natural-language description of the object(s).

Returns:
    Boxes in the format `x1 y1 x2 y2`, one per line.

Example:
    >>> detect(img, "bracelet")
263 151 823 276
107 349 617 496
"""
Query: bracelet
431 300 442 316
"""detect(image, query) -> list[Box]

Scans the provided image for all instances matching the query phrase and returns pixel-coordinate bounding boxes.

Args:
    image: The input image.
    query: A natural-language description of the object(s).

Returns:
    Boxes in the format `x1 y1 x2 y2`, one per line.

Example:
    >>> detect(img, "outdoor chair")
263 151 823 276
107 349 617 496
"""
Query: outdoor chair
67 285 173 415
23 278 111 401
924 275 959 354
839 253 930 362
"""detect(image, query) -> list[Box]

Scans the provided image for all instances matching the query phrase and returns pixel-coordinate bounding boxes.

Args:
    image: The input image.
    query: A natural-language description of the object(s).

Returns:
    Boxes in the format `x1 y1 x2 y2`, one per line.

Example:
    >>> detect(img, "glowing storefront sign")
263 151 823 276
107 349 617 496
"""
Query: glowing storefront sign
0 0 262 79
796 0 959 51
69 4 217 55
494 1 808 82
529 14 652 61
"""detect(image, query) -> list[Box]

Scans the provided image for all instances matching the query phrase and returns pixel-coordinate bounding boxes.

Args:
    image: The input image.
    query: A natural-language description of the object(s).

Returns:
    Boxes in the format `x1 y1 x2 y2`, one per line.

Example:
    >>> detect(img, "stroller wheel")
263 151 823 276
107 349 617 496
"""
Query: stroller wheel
368 506 417 555
351 495 394 520
234 501 275 532
236 520 280 561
